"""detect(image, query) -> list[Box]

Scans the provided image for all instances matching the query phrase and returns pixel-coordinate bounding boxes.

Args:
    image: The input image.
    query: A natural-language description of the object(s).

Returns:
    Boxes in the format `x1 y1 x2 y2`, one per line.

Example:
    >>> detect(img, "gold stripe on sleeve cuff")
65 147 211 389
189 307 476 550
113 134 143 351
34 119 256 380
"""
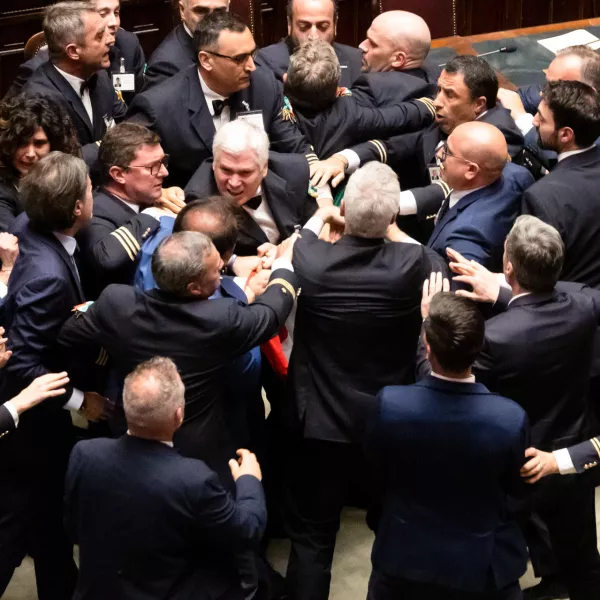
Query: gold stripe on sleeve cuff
591 437 600 459
111 229 136 261
120 227 141 252
267 278 296 300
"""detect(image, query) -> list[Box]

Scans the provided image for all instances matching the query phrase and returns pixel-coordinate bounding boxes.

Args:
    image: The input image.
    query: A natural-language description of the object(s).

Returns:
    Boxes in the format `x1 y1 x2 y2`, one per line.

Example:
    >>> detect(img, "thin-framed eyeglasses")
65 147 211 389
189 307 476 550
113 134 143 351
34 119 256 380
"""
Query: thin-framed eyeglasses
203 49 257 66
437 142 479 168
126 155 169 176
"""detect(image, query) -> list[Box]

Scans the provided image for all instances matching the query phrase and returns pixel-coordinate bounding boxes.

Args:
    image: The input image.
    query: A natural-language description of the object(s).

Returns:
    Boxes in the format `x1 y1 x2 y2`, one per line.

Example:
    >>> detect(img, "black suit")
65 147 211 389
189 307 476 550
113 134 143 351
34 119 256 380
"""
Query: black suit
22 61 127 146
293 95 434 158
472 284 600 598
77 188 160 299
58 270 297 484
185 156 316 256
127 64 314 188
284 229 447 600
0 405 15 439
256 39 362 88
144 24 196 89
6 28 145 103
0 214 83 600
65 435 266 600
351 65 439 108
0 177 21 233
521 146 600 288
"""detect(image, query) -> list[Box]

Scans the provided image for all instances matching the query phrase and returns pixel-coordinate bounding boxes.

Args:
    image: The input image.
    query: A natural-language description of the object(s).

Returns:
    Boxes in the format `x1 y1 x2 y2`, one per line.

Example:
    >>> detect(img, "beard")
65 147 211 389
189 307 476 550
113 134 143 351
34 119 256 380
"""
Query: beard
536 128 559 152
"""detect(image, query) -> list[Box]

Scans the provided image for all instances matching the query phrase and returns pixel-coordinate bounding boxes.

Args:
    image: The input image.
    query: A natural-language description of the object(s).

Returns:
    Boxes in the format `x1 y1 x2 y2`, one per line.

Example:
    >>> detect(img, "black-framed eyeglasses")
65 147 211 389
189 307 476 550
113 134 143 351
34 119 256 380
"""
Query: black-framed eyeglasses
203 49 257 66
126 155 169 176
437 142 477 167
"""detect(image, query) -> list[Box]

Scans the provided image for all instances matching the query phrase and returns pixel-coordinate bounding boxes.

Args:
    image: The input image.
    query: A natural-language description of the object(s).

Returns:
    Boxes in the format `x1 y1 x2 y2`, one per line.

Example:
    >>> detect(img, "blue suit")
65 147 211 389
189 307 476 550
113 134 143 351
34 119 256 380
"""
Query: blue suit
133 218 262 448
428 163 534 274
367 376 529 594
518 84 543 116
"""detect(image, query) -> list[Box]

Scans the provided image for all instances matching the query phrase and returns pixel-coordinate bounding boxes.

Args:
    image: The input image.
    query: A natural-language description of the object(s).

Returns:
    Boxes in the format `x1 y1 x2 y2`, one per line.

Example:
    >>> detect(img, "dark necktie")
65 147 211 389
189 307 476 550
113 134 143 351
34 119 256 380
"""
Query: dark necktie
70 247 81 281
245 195 262 210
79 74 97 97
435 194 452 224
212 99 229 117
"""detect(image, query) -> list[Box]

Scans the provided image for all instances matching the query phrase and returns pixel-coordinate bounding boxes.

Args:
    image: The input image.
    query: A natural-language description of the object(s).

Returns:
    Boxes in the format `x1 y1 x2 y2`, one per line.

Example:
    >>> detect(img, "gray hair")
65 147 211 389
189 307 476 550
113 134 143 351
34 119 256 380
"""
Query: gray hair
343 162 400 238
44 2 96 61
21 151 89 231
505 215 564 292
152 231 215 297
284 40 341 111
123 357 185 432
213 120 269 168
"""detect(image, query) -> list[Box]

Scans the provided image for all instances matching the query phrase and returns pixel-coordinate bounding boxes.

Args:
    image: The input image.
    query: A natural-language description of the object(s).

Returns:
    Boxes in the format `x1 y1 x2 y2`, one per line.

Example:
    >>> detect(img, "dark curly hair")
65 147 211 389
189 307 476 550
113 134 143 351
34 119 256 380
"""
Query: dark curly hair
0 93 81 185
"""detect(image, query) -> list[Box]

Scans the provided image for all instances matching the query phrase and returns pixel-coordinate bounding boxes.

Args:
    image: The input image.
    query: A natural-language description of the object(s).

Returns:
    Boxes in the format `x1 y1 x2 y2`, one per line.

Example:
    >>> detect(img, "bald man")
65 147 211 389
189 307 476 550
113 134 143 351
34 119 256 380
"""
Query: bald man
351 11 439 108
144 0 229 88
255 0 362 87
389 122 534 275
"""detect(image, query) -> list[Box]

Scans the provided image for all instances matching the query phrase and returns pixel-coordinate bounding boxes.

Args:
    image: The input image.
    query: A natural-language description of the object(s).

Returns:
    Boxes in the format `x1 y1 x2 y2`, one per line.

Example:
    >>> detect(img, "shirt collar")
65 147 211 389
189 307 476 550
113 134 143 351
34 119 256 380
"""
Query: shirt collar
475 110 488 121
183 22 193 38
508 291 531 306
198 70 227 116
54 65 85 96
127 431 173 447
107 190 140 214
431 371 476 384
557 145 595 162
53 232 78 256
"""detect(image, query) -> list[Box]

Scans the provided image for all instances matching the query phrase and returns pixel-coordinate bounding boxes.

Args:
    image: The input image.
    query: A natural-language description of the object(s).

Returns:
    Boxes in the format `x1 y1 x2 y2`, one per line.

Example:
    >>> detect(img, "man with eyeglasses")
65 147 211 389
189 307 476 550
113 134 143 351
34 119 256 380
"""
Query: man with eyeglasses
144 0 229 89
78 123 178 299
127 10 315 189
388 121 533 276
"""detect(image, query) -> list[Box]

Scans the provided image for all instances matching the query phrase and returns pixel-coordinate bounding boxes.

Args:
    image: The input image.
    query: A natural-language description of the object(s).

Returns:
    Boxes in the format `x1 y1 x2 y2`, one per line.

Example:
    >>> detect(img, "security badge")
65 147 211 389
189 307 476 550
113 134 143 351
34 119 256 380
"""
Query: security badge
236 101 265 131
427 163 442 184
112 58 135 92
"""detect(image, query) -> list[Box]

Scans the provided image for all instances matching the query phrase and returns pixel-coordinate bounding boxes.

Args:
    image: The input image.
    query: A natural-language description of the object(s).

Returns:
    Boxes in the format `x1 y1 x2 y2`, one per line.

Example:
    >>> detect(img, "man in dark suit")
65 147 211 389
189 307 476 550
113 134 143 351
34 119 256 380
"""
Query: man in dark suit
353 9 438 105
520 80 600 288
58 230 298 485
22 2 127 148
389 122 533 274
144 0 229 89
0 153 106 599
446 216 600 600
128 11 315 189
6 0 146 103
283 162 447 600
185 119 319 257
368 291 529 600
65 356 266 600
78 123 175 299
255 0 361 88
283 40 435 158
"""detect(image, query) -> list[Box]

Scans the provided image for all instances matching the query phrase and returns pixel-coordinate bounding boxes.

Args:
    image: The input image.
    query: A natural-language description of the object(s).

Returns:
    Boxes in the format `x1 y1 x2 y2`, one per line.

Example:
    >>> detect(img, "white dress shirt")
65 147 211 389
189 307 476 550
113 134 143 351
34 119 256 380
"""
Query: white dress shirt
198 71 231 131
243 186 280 244
54 65 94 125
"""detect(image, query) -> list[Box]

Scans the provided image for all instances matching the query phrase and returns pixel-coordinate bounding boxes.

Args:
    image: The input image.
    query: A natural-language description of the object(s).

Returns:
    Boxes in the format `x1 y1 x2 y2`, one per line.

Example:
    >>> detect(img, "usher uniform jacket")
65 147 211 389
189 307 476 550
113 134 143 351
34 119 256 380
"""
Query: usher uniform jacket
127 64 315 188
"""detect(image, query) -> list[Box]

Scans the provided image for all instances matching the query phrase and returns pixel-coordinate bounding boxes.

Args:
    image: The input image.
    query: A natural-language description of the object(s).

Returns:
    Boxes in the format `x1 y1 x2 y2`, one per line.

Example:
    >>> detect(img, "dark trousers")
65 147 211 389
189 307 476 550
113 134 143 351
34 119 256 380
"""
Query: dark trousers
0 475 77 600
514 474 600 600
284 438 374 600
367 570 522 600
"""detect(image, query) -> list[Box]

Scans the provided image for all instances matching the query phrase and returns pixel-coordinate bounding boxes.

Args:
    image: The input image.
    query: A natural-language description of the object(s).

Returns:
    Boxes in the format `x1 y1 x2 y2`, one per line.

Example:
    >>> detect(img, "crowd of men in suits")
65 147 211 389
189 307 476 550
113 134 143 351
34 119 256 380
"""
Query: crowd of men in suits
2 0 600 599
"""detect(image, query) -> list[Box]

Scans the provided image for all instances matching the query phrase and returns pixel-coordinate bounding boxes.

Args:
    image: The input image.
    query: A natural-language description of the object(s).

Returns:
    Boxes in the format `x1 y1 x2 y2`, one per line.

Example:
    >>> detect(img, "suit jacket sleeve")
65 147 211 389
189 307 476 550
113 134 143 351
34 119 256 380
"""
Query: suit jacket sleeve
81 213 160 281
352 98 435 141
112 87 128 122
144 58 179 90
191 471 267 549
567 437 600 474
504 409 531 498
411 183 447 220
4 275 75 406
223 268 298 357
518 85 542 115
555 280 600 324
0 404 16 438
443 226 493 288
125 94 157 130
521 189 563 236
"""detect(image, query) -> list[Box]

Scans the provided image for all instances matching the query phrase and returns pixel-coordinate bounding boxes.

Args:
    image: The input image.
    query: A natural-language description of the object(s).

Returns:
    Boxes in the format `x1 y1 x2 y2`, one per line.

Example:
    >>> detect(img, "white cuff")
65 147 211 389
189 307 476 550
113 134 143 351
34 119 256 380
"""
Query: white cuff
515 113 535 136
303 215 325 236
337 150 360 175
3 400 19 427
0 281 7 299
64 388 84 411
553 448 577 475
271 258 294 273
316 184 333 201
399 190 418 215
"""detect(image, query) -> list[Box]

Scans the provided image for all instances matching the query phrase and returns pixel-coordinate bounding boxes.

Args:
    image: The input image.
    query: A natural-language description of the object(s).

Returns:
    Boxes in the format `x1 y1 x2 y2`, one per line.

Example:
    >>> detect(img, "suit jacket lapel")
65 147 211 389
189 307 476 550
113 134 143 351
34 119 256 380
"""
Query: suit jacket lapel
45 63 94 135
186 67 216 153
238 209 269 245
421 126 443 166
39 232 85 303
428 178 503 247
89 75 108 140
262 170 299 237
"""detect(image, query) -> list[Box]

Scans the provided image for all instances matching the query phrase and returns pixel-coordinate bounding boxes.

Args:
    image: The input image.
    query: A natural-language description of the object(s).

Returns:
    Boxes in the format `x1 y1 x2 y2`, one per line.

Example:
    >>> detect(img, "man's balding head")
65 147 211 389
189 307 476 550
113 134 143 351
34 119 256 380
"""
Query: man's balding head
438 121 507 191
359 10 431 73
547 45 600 91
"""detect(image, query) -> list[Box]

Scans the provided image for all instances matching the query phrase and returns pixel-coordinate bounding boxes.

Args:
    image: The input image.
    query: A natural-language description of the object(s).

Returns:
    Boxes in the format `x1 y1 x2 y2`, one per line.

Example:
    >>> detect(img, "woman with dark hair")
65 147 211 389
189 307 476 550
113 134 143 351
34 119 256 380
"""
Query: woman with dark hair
0 93 80 232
